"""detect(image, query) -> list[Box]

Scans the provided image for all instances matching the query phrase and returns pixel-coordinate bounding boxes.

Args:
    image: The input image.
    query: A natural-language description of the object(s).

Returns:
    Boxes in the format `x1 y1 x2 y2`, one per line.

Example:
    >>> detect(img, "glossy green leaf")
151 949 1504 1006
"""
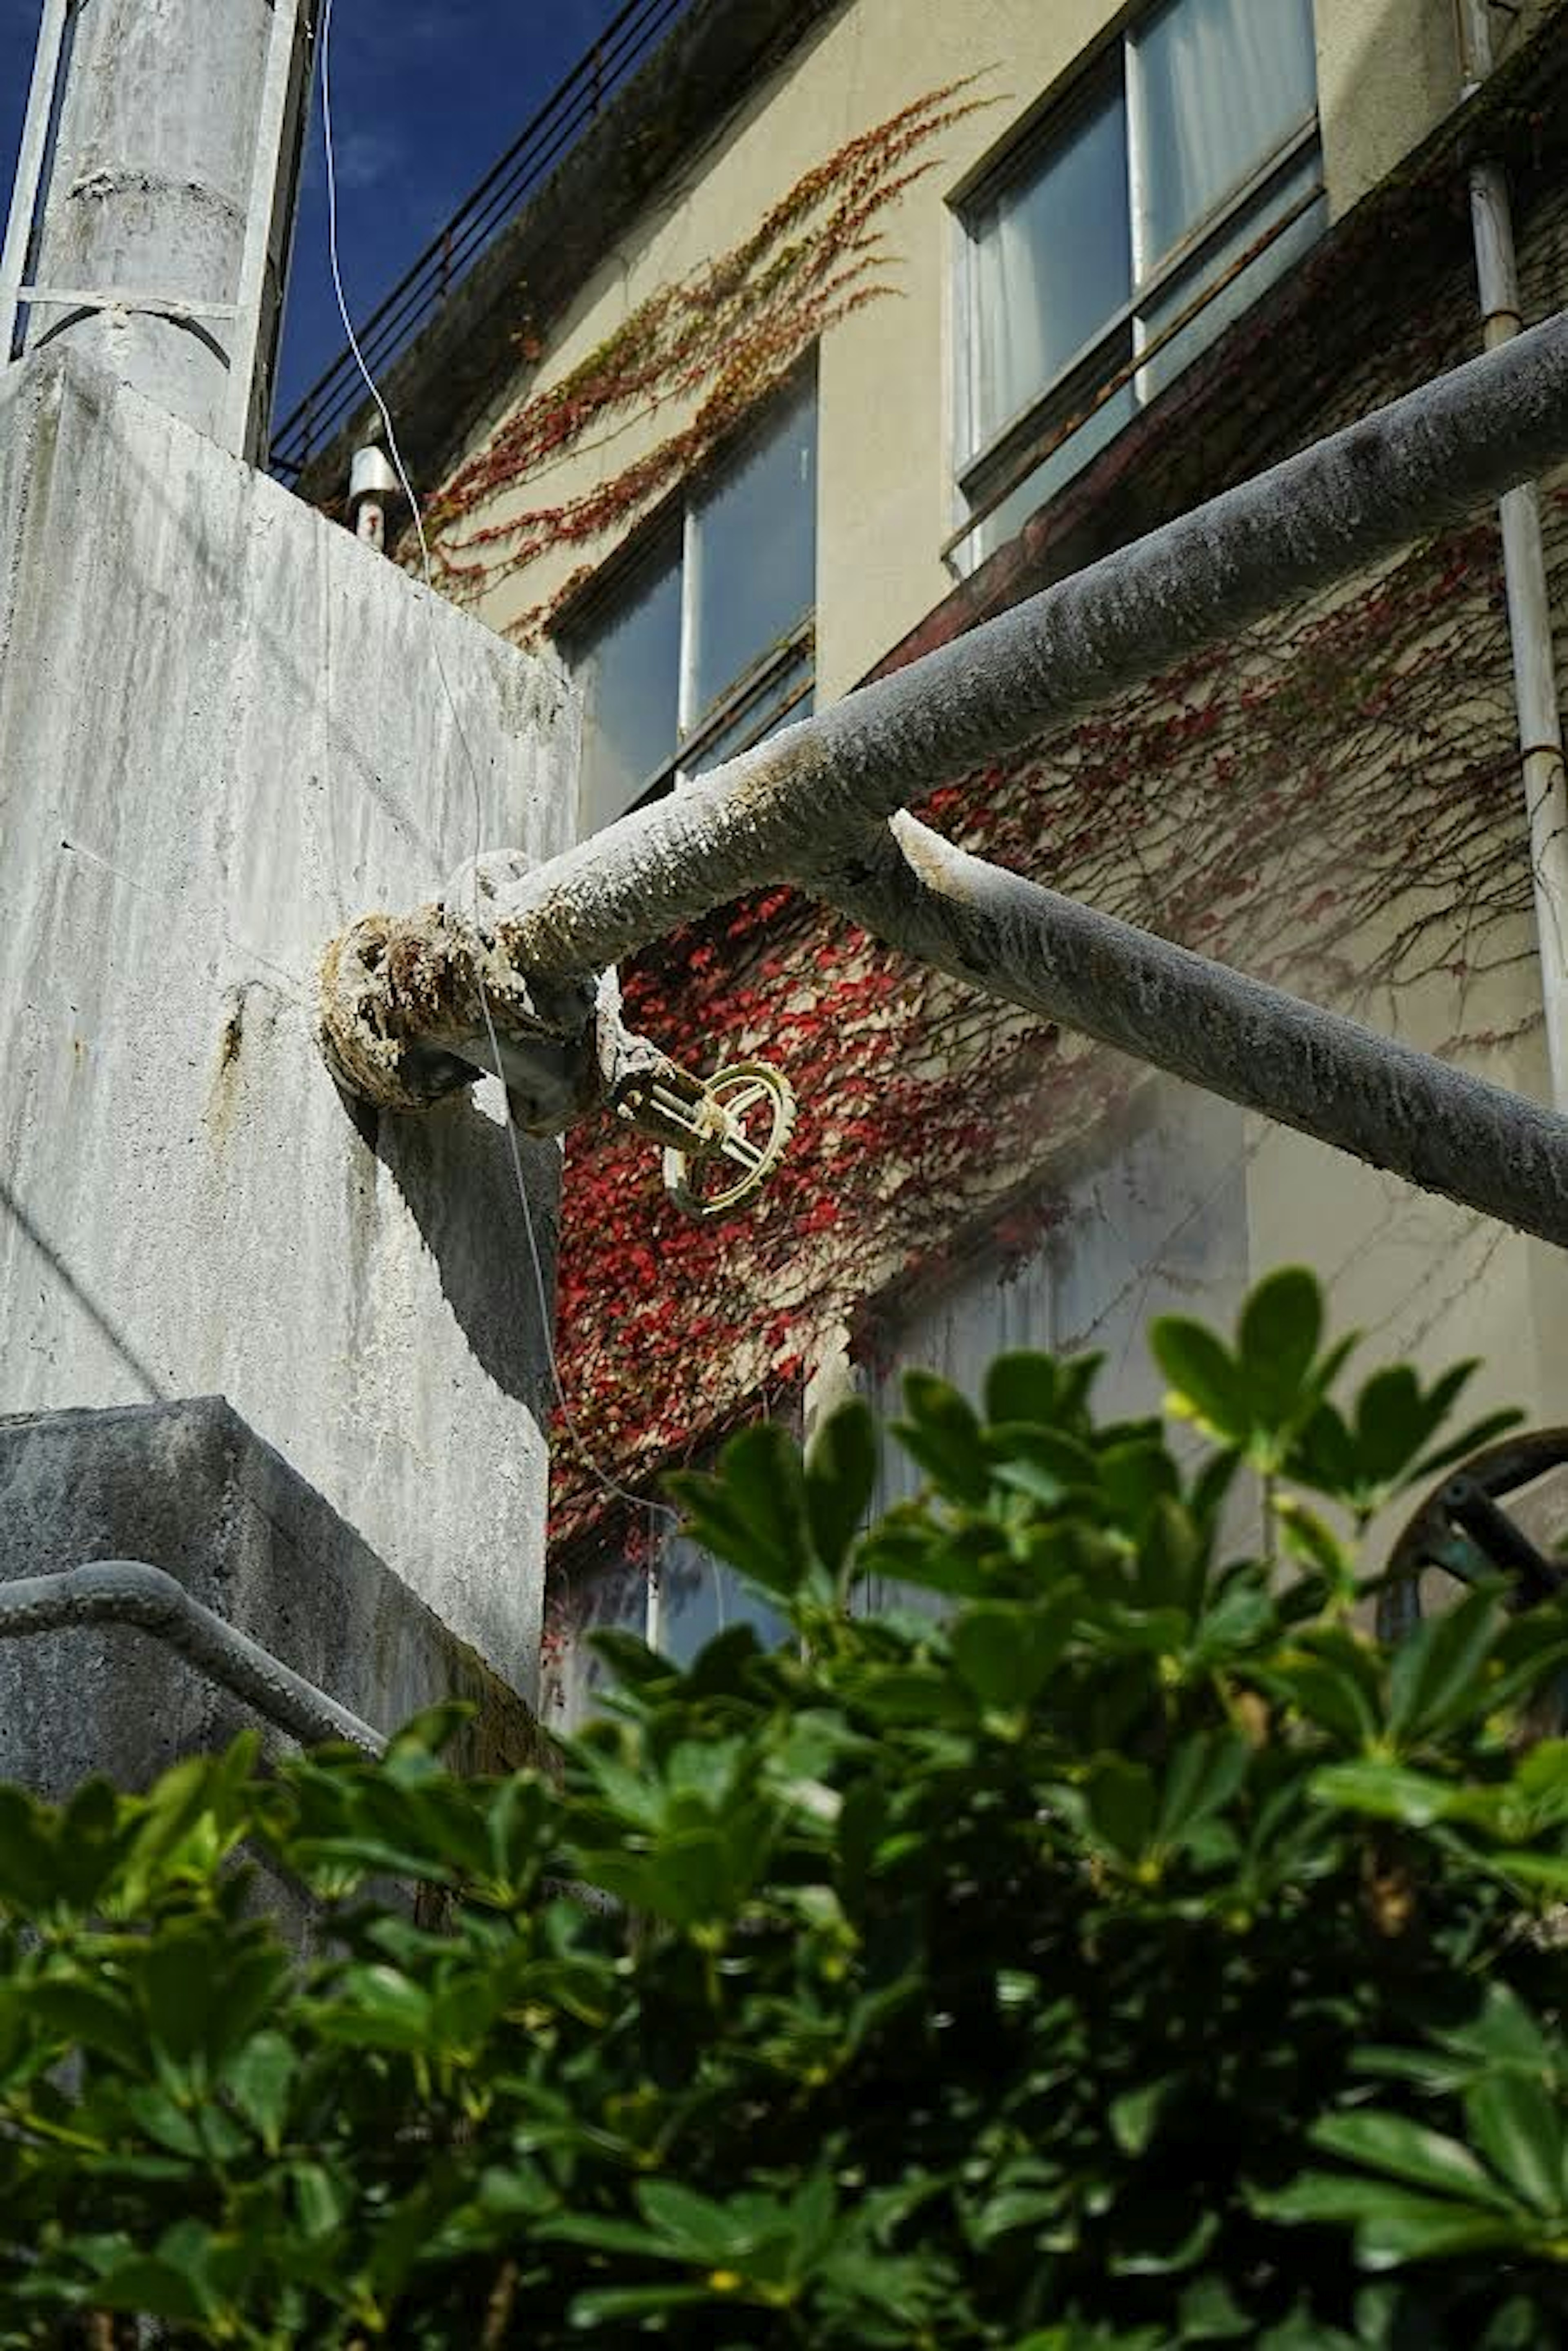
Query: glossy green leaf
894 1370 990 1505
668 1422 821 1599
1387 1587 1501 1744
223 2030 295 2154
1309 1761 1461 1827
951 1600 1071 1712
1149 1317 1249 1442
311 1964 432 2051
1257 2173 1524 2266
1237 1268 1324 1428
1310 2110 1519 2209
984 1350 1062 1427
805 1396 878 1574
1463 2072 1566 2215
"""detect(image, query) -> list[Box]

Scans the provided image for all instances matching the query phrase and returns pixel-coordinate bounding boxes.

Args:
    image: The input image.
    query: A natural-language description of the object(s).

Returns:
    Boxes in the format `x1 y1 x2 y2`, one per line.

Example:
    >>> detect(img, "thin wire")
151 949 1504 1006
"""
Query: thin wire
319 0 674 1533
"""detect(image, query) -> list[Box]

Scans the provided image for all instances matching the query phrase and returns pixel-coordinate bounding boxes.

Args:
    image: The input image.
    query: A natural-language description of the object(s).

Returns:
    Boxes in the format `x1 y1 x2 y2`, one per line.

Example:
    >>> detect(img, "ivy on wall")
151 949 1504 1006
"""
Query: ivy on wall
423 81 985 637
547 510 1550 1560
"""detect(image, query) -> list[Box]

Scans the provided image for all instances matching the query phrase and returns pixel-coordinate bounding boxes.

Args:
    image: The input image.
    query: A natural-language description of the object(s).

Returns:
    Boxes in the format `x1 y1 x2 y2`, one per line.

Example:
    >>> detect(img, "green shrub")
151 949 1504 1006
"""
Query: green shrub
2 1270 1568 2345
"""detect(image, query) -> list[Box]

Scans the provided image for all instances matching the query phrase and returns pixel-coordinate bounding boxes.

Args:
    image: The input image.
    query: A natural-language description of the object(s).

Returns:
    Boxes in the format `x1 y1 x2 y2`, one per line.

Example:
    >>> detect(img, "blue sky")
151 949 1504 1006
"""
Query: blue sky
2 0 665 426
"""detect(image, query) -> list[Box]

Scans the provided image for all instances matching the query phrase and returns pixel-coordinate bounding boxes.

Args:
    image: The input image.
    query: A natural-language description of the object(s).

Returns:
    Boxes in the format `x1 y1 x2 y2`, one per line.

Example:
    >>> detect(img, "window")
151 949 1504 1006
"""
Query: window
953 0 1324 569
566 371 817 834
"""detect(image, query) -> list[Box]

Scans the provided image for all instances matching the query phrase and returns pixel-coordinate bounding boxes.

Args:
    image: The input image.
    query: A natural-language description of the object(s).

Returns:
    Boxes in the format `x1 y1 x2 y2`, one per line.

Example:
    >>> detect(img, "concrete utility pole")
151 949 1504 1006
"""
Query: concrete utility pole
0 0 316 461
322 311 1568 1251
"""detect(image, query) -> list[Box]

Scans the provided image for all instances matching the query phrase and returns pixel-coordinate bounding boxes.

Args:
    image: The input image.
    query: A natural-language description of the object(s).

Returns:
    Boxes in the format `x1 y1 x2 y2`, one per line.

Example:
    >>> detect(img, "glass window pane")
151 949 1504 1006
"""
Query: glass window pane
1134 0 1317 270
541 1553 648 1731
968 82 1130 450
961 374 1136 571
572 528 682 834
689 377 816 724
1139 150 1324 397
683 642 813 778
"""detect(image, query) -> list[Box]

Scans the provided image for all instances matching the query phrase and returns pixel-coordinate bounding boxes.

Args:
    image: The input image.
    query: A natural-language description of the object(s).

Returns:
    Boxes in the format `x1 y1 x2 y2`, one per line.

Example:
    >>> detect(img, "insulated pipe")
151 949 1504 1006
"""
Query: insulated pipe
828 811 1568 1250
0 1 316 460
321 315 1568 1247
472 311 1568 976
1457 0 1568 1107
0 1561 385 1755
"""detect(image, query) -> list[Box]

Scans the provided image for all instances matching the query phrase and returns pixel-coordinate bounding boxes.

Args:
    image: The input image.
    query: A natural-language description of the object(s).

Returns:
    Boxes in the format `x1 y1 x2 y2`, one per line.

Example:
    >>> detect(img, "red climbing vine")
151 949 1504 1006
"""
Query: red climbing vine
424 80 987 638
545 506 1550 1555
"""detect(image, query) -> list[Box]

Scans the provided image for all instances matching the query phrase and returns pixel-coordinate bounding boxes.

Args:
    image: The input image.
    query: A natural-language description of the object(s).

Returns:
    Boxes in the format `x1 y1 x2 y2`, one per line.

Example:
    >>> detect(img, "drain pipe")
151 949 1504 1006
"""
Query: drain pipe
1457 0 1568 1106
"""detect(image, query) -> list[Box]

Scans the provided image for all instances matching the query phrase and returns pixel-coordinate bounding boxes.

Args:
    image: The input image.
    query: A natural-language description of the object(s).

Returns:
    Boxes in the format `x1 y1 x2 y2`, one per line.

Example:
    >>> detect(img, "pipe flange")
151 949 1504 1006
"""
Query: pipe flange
318 914 477 1113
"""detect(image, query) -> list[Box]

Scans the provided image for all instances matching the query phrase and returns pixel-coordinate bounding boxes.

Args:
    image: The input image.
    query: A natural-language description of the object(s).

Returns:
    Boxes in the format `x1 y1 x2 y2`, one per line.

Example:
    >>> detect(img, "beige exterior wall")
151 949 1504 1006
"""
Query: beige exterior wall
1315 0 1458 216
459 0 1463 704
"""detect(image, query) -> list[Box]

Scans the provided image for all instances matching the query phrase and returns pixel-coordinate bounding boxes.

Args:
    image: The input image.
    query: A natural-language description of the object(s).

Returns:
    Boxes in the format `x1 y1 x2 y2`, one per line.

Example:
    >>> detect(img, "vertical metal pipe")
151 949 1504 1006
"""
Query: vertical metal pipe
4 0 315 462
1457 0 1568 1105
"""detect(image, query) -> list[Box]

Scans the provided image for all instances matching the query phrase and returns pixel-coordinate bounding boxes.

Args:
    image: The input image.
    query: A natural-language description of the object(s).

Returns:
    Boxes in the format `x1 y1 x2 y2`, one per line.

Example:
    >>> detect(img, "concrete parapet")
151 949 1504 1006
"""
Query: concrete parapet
0 349 579 1705
0 1396 544 1798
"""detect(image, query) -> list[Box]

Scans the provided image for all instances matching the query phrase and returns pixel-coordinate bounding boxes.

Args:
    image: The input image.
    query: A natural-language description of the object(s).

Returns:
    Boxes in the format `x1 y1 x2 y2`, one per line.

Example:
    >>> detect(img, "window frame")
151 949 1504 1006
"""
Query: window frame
949 0 1323 569
561 363 818 832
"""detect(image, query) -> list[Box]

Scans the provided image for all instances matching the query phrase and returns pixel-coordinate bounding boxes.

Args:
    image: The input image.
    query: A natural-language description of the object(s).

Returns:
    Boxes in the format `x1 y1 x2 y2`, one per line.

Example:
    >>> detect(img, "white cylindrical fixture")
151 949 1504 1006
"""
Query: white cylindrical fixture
347 441 401 553
1 0 315 462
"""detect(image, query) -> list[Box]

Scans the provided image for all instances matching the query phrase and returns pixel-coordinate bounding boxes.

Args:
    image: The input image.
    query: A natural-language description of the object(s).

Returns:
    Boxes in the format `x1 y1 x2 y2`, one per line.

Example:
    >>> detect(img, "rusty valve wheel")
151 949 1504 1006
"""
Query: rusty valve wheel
1376 1426 1568 1644
662 1062 797 1222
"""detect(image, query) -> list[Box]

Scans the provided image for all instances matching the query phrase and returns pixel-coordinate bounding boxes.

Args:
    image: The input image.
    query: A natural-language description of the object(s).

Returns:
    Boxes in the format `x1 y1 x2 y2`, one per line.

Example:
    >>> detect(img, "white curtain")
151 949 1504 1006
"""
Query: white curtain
1133 0 1316 273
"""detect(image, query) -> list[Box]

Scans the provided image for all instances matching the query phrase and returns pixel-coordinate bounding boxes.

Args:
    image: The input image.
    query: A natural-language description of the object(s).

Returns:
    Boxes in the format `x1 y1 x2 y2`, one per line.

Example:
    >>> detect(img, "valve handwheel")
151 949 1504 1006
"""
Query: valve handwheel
663 1061 796 1221
1376 1427 1568 1642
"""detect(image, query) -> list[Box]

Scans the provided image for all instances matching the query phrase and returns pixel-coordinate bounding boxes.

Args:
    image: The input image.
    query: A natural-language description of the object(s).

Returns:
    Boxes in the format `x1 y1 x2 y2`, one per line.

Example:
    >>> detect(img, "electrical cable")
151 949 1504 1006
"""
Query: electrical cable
318 0 676 1542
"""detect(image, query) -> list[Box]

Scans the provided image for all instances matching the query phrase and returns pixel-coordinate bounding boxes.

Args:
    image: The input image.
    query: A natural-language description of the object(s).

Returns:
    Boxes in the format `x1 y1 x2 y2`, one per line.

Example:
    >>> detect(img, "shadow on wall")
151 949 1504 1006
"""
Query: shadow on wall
0 1174 168 1403
354 1088 560 1412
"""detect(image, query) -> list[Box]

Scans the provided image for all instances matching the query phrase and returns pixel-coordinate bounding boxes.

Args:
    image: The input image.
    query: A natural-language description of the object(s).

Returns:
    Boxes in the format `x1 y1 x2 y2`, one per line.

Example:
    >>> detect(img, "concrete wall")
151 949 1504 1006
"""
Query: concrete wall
0 1397 544 1796
0 349 578 1701
457 0 1462 704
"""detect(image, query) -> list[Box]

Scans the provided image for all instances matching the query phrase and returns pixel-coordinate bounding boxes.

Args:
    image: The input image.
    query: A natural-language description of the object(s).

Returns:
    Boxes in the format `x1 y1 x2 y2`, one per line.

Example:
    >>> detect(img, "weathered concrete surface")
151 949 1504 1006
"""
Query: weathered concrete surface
0 1398 544 1798
0 349 578 1699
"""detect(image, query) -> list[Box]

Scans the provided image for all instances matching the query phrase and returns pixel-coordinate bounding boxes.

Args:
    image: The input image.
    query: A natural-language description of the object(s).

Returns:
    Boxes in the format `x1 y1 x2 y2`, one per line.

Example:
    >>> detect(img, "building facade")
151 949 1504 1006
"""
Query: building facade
316 0 1568 1714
